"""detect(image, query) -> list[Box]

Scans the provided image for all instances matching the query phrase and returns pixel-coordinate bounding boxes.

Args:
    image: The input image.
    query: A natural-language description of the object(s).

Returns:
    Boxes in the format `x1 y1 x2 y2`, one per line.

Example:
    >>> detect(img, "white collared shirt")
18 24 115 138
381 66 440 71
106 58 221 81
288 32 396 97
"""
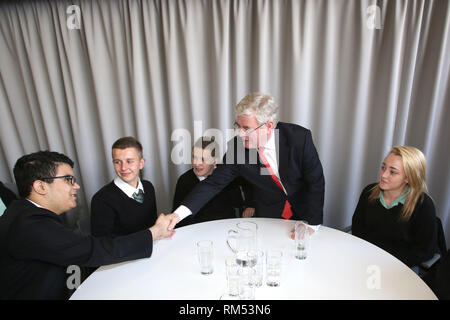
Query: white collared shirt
114 177 144 198
258 130 287 194
194 165 217 182
27 198 44 208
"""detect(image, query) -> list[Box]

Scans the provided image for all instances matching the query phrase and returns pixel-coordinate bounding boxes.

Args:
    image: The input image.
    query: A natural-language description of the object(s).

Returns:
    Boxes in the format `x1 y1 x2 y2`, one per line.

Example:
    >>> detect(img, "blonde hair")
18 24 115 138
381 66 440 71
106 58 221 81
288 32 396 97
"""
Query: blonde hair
369 146 428 221
235 93 279 126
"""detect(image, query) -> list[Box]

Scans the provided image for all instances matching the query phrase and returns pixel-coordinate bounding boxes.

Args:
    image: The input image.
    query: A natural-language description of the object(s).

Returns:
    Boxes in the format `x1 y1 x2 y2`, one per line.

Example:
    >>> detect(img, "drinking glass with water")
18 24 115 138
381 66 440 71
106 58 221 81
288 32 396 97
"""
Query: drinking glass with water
266 249 282 287
197 240 214 275
294 221 310 260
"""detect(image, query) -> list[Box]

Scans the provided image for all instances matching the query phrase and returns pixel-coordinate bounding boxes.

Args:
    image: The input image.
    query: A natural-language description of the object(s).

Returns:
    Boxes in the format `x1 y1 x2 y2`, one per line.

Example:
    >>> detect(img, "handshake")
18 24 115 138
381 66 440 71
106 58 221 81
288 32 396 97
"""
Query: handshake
148 213 181 241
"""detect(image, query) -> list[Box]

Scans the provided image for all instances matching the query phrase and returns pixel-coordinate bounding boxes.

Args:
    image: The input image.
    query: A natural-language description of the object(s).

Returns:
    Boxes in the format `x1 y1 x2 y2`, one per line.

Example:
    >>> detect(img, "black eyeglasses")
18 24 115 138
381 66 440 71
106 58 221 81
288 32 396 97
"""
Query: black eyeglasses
40 175 77 185
233 121 267 136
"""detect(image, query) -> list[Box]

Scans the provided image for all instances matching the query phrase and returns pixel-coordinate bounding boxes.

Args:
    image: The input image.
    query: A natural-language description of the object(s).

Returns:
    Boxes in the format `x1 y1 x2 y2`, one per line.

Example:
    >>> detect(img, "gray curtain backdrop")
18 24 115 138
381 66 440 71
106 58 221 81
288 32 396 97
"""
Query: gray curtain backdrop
0 0 449 245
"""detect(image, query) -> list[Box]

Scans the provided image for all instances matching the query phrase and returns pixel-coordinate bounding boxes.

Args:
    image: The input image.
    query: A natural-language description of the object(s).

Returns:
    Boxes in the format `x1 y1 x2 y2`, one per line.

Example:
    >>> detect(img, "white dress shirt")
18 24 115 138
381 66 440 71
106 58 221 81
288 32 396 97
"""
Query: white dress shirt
258 130 287 194
114 177 144 198
26 198 44 208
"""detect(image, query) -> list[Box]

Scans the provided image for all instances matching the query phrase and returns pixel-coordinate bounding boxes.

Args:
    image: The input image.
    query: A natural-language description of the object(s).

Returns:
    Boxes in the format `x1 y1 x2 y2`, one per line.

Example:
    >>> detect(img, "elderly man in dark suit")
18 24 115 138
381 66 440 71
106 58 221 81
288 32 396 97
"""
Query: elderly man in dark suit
168 93 325 231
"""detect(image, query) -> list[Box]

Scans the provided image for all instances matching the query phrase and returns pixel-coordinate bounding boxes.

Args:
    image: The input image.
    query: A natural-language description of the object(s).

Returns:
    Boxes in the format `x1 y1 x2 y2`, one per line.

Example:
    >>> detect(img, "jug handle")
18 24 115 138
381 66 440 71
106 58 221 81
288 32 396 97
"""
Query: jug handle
226 229 238 253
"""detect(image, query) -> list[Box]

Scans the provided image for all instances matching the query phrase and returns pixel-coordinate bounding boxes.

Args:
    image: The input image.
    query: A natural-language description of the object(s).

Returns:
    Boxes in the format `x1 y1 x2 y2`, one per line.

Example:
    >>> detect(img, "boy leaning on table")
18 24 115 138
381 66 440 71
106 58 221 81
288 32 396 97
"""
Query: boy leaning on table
0 150 174 300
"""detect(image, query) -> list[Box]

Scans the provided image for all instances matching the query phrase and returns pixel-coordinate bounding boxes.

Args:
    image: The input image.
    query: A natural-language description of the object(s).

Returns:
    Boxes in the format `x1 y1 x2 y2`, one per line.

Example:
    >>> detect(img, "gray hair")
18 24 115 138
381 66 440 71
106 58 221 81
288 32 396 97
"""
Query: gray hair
234 93 279 126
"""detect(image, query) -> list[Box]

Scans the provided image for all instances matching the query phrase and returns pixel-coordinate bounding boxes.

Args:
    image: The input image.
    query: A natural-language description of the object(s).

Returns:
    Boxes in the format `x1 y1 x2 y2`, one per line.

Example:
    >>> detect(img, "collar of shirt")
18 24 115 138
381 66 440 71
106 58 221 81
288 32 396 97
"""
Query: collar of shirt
379 185 409 209
26 198 44 208
259 131 287 194
259 131 280 177
194 165 217 182
26 198 61 219
261 129 276 152
114 176 144 198
0 197 7 216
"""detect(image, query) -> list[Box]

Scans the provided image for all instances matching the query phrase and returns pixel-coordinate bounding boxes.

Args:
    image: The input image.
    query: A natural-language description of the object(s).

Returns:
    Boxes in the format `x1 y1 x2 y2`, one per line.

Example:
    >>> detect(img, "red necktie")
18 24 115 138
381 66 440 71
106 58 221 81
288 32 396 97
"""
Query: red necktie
258 147 293 219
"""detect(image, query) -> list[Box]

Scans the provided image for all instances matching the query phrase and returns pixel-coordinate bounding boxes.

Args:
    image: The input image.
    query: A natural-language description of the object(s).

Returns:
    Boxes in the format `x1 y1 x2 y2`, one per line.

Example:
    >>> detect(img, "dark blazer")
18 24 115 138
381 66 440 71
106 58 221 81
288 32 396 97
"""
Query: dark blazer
181 122 325 224
172 169 248 227
0 199 152 300
0 181 17 207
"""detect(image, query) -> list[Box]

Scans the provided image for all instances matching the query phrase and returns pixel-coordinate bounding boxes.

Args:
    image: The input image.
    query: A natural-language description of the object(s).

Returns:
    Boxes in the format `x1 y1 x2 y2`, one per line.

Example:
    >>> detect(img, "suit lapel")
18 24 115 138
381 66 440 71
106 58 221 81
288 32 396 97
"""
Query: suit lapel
276 124 290 194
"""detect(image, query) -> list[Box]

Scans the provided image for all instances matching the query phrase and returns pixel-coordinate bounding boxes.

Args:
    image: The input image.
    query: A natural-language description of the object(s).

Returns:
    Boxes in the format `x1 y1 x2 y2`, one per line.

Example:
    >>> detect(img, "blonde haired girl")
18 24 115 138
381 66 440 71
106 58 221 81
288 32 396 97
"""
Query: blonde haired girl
352 146 437 267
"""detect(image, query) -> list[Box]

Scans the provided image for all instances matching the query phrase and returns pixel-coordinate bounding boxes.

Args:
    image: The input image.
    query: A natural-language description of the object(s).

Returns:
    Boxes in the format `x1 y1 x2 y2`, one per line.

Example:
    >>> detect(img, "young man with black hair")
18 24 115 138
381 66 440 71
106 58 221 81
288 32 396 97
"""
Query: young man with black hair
0 150 173 299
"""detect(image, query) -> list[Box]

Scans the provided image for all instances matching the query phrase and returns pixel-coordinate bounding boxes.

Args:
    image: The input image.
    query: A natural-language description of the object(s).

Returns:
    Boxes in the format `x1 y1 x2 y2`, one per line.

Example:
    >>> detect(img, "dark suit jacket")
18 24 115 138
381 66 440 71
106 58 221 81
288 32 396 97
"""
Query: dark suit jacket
0 199 152 300
172 169 248 227
0 181 17 207
181 122 325 224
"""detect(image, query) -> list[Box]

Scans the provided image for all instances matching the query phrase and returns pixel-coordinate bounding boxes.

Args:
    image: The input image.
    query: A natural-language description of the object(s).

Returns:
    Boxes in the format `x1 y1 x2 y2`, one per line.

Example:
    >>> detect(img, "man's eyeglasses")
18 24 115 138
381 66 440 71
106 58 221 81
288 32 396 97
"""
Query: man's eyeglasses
233 122 267 136
40 175 77 185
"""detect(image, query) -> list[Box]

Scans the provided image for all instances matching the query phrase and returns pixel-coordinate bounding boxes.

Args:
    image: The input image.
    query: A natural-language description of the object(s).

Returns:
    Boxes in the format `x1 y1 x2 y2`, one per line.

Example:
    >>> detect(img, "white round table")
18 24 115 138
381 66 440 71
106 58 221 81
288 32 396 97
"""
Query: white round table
70 218 437 300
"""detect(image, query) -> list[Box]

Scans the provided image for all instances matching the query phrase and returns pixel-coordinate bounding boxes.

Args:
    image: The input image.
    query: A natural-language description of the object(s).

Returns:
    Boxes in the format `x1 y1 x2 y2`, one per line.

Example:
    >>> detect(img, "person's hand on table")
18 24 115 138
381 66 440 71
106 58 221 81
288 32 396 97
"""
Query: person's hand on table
242 207 255 218
149 214 176 241
290 224 316 240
